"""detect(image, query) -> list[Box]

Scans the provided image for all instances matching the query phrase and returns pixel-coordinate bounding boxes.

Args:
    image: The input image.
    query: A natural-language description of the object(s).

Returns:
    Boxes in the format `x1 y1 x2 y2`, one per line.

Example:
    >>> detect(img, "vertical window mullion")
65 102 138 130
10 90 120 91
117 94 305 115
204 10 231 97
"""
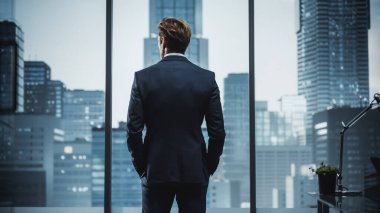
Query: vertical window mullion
249 0 256 212
104 0 113 213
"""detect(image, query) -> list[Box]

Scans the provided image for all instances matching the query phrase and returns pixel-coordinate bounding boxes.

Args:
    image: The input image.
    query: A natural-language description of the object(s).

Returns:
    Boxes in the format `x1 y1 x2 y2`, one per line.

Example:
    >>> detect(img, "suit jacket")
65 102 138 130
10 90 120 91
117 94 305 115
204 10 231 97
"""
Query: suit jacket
127 55 225 184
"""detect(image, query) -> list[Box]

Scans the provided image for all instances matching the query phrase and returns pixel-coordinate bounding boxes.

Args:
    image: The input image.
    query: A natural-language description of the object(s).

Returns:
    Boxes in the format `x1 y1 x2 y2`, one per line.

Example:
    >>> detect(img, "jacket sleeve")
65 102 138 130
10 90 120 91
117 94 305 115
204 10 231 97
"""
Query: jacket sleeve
205 73 226 175
126 73 146 177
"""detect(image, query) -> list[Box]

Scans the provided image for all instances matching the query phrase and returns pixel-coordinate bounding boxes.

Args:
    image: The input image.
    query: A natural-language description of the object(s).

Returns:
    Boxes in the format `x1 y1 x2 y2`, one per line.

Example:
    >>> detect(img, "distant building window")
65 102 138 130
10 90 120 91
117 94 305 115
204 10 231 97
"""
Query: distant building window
64 146 73 154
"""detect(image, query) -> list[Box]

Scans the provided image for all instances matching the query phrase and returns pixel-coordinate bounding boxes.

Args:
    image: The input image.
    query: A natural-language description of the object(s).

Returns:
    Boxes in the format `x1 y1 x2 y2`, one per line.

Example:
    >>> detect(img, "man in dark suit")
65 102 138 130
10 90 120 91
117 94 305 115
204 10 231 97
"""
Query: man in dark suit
127 17 225 213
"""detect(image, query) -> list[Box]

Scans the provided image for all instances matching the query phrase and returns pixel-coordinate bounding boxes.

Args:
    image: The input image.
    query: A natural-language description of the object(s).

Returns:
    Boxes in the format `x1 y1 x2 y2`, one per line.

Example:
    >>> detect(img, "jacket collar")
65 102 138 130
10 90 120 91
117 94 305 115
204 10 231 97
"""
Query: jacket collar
161 55 190 62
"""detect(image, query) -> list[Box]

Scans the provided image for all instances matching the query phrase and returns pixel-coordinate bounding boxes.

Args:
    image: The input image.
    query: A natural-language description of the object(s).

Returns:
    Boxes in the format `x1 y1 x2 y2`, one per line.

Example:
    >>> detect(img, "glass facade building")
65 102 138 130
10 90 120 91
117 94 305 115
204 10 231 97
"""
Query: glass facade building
255 98 313 208
91 122 141 207
297 0 371 146
256 145 314 208
222 73 249 207
0 170 46 206
0 114 64 206
24 61 51 84
256 100 306 146
297 0 370 110
0 21 24 113
63 89 104 142
24 61 64 118
53 140 92 206
278 95 307 146
144 0 208 68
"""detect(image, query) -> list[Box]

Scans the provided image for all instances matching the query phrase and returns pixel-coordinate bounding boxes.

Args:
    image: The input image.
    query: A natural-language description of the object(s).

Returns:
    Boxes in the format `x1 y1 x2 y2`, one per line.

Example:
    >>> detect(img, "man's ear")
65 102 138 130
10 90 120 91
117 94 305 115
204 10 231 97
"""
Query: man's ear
160 36 168 49
159 36 166 46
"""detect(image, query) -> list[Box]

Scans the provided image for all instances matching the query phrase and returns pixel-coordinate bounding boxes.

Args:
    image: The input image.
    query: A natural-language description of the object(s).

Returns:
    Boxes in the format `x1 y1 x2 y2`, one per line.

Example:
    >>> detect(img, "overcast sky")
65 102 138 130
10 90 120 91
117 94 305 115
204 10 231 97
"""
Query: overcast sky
15 0 380 126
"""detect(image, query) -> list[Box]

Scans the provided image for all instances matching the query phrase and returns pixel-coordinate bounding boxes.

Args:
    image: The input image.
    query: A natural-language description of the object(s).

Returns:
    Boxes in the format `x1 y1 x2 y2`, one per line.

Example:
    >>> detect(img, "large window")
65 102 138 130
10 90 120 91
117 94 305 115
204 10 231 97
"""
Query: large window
1 0 379 212
0 0 105 208
111 0 250 209
1 0 250 211
255 0 380 211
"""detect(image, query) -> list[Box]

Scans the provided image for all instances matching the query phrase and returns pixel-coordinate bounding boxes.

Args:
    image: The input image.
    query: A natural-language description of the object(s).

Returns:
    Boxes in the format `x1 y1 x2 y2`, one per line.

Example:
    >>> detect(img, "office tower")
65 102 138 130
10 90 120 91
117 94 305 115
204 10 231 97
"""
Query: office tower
52 140 92 206
279 95 306 113
256 145 313 208
256 99 306 146
222 73 249 206
0 170 46 206
0 21 24 113
256 101 282 146
47 81 64 117
313 107 380 191
144 0 208 68
91 122 141 207
278 95 307 146
286 172 316 208
0 114 63 206
63 89 104 142
255 101 273 146
296 0 370 145
24 61 64 118
255 98 312 208
24 61 51 84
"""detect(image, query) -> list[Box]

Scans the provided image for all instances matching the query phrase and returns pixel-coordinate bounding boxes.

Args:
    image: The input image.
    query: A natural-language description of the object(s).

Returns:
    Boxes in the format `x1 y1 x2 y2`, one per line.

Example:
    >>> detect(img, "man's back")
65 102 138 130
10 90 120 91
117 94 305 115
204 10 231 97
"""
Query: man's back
126 17 225 213
127 55 225 184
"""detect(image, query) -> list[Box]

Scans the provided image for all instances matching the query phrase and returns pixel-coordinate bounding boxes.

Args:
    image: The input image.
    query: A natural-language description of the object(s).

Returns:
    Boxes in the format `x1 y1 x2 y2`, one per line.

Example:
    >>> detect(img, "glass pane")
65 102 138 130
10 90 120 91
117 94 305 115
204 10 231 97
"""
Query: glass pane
255 0 380 211
113 0 249 210
0 0 105 207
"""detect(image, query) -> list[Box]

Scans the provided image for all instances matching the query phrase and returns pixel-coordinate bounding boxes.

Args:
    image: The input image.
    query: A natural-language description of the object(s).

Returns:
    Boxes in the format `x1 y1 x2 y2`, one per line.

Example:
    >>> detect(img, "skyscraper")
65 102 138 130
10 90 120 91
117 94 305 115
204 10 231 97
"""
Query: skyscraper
222 73 249 206
24 61 64 118
297 0 370 110
278 95 307 146
279 95 306 113
62 89 104 142
52 140 92 206
144 0 208 68
91 122 141 207
256 145 313 208
0 170 46 206
0 21 24 113
256 99 306 146
24 61 51 84
0 114 64 206
296 0 370 145
255 98 313 208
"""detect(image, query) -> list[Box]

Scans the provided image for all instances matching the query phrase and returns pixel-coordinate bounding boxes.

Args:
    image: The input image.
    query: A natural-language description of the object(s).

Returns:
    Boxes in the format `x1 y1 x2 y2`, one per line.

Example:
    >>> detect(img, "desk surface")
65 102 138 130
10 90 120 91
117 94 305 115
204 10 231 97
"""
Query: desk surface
308 192 380 213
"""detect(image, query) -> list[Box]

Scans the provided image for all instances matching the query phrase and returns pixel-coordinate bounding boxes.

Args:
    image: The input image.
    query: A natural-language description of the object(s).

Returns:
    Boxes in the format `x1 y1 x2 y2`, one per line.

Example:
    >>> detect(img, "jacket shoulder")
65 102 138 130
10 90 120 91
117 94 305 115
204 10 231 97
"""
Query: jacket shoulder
136 61 215 77
135 63 160 76
185 61 215 78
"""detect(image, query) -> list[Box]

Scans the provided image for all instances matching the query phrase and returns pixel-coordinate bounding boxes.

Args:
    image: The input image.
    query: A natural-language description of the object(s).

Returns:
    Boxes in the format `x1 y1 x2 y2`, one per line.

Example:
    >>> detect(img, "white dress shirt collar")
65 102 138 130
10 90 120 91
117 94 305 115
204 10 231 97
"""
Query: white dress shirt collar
164 52 186 57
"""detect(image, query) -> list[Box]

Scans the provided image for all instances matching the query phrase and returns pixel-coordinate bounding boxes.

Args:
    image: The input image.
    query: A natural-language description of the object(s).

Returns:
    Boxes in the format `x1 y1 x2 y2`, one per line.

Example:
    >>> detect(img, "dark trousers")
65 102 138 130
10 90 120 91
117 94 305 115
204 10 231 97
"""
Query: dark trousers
141 178 208 213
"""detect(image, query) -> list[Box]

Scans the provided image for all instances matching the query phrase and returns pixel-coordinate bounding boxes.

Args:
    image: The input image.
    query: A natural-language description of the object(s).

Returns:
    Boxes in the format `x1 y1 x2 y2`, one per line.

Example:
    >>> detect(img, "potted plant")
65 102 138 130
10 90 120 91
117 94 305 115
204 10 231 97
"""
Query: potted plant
310 162 339 195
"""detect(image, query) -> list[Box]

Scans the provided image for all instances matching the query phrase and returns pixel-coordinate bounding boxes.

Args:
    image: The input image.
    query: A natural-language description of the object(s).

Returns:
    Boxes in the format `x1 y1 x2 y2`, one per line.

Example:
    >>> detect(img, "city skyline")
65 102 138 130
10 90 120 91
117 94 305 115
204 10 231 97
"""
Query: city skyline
1 0 379 210
14 0 380 126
